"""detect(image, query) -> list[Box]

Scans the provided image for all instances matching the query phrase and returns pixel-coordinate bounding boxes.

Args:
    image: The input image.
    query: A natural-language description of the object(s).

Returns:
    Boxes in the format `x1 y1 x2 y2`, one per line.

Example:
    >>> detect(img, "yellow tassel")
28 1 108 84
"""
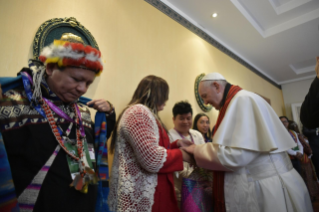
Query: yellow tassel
95 70 102 76
57 58 64 67
45 57 60 65
54 40 68 46
80 182 89 194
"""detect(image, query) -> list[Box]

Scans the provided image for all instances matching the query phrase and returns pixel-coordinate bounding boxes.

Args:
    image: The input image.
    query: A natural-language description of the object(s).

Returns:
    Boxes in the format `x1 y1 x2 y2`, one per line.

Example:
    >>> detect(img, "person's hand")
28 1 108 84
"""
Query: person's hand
0 83 3 100
177 139 193 148
87 99 112 113
316 57 319 79
180 149 196 164
181 144 196 155
296 152 303 160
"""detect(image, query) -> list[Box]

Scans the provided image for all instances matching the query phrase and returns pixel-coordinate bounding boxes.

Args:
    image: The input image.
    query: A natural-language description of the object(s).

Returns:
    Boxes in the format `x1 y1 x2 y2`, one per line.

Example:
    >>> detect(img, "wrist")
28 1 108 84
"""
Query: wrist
105 101 114 115
176 140 181 147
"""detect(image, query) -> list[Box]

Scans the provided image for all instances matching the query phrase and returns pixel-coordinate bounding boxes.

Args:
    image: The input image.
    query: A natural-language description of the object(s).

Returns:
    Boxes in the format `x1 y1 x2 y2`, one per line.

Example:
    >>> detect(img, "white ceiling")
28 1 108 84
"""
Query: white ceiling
160 0 319 85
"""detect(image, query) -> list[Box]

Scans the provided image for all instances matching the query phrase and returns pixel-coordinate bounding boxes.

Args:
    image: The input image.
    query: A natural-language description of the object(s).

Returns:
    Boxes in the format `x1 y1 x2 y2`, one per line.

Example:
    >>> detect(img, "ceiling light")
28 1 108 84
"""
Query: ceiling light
212 13 218 18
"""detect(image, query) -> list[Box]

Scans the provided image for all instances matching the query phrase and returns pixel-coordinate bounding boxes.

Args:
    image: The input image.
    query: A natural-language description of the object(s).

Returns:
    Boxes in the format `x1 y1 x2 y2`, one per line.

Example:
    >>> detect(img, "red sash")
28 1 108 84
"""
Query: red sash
212 85 242 212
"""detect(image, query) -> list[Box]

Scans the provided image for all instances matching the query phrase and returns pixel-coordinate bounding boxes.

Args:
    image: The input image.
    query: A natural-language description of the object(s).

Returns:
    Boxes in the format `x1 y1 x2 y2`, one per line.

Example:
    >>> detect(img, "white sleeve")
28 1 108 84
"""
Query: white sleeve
295 132 303 154
286 148 297 156
194 131 205 145
286 132 303 156
198 134 205 144
194 143 260 171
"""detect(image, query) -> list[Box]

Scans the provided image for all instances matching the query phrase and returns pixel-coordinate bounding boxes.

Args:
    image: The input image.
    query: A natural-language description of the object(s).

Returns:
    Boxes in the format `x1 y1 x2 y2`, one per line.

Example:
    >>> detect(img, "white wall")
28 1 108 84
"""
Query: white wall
282 78 314 119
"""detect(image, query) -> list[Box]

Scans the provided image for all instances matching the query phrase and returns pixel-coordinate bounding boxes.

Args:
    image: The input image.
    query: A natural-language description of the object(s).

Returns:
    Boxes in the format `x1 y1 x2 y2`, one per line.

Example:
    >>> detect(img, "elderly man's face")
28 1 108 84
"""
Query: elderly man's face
46 66 95 103
199 81 224 110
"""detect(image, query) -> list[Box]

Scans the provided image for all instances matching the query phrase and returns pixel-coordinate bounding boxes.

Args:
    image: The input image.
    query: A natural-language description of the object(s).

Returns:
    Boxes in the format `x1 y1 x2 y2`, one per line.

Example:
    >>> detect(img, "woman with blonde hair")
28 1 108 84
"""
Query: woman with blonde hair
108 75 191 212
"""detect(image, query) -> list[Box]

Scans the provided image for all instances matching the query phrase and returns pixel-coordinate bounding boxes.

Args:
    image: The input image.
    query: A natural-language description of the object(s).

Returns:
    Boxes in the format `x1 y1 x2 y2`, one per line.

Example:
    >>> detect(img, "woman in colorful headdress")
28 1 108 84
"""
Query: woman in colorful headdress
0 34 115 212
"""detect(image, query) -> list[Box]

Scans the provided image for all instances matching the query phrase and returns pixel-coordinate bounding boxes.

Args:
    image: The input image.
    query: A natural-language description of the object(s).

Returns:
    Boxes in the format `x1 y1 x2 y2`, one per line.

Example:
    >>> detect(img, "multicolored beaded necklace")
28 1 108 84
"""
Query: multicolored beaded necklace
41 98 98 193
40 99 87 176
21 70 98 193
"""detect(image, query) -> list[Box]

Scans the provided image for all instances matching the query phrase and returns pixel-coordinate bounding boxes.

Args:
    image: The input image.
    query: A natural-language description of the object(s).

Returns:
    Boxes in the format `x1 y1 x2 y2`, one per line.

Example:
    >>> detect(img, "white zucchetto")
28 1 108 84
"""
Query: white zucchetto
200 73 226 82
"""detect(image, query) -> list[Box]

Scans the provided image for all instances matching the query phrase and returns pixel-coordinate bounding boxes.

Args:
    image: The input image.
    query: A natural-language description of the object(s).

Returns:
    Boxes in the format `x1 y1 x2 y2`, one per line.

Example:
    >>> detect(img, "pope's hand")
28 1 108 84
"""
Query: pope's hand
181 144 196 155
316 57 319 79
87 99 113 113
177 139 193 148
180 149 196 164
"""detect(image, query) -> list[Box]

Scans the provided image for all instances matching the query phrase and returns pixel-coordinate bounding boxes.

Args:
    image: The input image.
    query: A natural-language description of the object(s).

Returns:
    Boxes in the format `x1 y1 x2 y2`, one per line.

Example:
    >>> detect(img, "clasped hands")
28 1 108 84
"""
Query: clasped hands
177 139 197 164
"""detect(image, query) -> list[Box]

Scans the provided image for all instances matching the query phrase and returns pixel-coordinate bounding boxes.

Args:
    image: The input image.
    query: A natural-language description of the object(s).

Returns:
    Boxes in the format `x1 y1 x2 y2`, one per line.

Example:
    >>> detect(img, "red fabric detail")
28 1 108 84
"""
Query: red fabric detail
61 58 103 72
84 45 101 57
67 42 86 52
170 140 179 149
152 124 182 212
0 200 19 212
39 55 46 63
212 85 242 212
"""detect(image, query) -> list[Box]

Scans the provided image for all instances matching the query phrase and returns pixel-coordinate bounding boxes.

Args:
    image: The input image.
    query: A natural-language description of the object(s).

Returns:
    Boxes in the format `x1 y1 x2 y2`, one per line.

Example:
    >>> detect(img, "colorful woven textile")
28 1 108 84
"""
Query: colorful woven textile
181 168 213 212
0 133 20 212
17 146 60 212
0 76 21 212
0 76 109 212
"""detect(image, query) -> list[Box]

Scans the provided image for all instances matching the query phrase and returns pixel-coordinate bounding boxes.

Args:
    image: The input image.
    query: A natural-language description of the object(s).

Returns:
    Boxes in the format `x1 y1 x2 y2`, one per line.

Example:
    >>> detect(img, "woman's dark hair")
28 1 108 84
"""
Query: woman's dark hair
192 113 212 142
110 75 169 153
279 116 289 122
288 121 300 134
172 101 192 117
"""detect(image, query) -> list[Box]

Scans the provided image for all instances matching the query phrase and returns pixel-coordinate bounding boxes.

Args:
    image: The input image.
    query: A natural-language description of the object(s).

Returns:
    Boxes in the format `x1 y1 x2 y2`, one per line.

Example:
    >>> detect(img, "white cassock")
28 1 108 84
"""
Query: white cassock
194 90 312 212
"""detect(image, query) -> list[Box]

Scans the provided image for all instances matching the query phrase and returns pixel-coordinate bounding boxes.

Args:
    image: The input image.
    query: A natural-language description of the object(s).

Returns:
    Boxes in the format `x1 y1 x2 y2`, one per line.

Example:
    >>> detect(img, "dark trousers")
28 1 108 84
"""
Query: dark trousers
291 159 302 176
311 153 319 179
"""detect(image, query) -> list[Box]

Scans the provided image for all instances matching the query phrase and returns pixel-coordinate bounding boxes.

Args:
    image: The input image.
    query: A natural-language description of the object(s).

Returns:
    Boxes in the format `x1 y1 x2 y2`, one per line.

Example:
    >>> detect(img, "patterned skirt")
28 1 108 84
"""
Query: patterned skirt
301 156 319 201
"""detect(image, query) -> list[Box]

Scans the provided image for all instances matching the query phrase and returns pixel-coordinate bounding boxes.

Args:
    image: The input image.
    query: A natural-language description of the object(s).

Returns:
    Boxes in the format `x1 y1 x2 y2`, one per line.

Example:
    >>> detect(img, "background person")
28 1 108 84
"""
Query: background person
300 56 319 128
280 116 303 175
168 101 205 208
289 121 319 202
303 126 319 180
193 113 212 143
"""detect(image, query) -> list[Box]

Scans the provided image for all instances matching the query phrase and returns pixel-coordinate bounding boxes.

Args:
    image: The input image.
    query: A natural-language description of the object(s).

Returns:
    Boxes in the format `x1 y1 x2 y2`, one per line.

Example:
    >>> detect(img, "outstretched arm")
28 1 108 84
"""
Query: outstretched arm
123 105 182 173
186 143 260 172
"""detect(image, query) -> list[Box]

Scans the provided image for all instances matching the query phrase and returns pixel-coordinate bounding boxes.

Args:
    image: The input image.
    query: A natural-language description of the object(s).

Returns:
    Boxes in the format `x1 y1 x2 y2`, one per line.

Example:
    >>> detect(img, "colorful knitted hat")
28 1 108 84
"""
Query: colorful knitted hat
39 35 103 76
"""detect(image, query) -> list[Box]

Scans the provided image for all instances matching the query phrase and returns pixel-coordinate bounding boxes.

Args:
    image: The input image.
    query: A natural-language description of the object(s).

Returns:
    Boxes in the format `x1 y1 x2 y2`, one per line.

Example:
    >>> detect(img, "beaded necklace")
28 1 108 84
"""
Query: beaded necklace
21 71 97 193
40 99 87 176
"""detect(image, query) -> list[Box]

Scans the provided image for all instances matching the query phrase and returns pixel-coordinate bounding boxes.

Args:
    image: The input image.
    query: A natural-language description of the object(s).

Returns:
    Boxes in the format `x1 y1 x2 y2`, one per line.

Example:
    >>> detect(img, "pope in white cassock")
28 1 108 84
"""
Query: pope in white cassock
182 73 312 212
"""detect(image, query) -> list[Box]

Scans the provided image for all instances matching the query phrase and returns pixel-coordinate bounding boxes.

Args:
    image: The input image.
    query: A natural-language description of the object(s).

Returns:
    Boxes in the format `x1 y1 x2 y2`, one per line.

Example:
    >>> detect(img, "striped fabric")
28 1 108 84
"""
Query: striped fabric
17 146 60 212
